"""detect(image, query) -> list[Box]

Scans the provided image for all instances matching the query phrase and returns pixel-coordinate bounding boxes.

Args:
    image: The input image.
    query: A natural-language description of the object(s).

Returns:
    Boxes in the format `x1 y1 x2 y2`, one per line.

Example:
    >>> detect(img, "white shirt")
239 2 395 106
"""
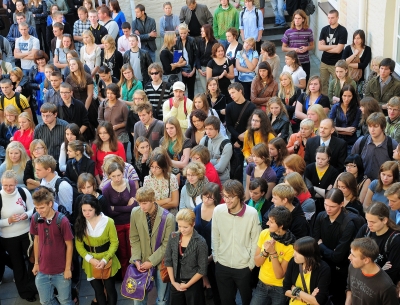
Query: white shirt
100 19 119 40
40 172 73 214
118 35 141 54
282 65 307 88
15 35 40 69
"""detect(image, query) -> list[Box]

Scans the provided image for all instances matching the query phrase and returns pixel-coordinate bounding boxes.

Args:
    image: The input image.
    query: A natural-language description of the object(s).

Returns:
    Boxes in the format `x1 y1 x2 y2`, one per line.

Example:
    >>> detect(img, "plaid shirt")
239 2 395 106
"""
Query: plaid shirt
73 19 91 53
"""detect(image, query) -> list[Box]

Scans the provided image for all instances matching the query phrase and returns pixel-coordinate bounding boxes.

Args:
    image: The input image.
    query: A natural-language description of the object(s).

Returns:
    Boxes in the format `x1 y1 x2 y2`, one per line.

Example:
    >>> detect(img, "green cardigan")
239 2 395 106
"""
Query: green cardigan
75 217 121 279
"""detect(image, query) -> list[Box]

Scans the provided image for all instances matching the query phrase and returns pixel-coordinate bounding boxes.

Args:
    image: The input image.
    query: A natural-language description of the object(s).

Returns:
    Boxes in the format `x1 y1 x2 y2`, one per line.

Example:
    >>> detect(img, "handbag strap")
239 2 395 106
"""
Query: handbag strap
156 82 167 117
235 101 250 130
145 122 157 140
154 209 169 251
256 82 270 98
299 264 309 294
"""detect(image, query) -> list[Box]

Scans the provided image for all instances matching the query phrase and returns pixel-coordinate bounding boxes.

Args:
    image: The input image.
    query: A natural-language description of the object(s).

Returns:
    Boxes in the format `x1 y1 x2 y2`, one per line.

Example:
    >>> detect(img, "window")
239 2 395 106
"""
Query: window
328 0 338 10
395 2 400 75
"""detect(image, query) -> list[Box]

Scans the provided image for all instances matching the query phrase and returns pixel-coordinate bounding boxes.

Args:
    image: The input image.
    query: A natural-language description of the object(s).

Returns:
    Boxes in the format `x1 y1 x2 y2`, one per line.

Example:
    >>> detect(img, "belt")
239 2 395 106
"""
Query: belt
84 241 110 253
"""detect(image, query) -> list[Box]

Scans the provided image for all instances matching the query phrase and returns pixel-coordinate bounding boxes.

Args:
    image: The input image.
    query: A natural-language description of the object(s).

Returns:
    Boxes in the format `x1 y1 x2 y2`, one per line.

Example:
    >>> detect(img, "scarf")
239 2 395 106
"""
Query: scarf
248 198 265 223
135 155 149 174
186 177 209 201
270 230 296 246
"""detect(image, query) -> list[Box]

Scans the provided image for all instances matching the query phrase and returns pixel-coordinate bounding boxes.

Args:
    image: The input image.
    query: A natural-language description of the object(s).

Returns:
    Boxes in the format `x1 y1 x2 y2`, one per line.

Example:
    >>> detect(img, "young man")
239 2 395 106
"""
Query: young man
318 9 348 95
365 58 400 111
43 71 63 106
34 103 68 159
131 4 157 62
179 0 213 41
118 22 141 54
144 63 172 120
129 186 174 305
98 5 119 40
213 0 238 48
386 183 400 227
199 116 232 185
238 0 264 52
304 118 347 172
50 22 64 56
123 34 152 85
7 12 38 50
226 82 256 182
88 9 108 46
133 102 164 149
0 78 32 122
351 112 398 180
31 186 74 305
345 238 398 305
385 96 400 143
162 81 193 132
73 6 91 54
14 22 40 76
281 9 314 82
46 11 72 52
212 179 261 305
266 184 309 239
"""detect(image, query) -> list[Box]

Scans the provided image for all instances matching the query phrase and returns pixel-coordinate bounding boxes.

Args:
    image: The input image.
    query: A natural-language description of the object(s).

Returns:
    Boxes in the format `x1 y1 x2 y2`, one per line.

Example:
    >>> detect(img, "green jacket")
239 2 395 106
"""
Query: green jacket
365 75 400 107
213 4 239 40
129 205 175 269
328 79 357 104
386 116 400 143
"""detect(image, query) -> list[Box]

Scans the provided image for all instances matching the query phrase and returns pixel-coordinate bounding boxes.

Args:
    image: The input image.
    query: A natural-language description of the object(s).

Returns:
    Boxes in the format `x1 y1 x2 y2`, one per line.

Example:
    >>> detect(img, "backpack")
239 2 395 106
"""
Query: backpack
169 97 188 116
304 0 316 16
204 136 236 179
33 211 66 230
54 177 80 220
365 228 400 260
0 92 23 113
240 7 260 28
356 135 393 160
0 187 27 218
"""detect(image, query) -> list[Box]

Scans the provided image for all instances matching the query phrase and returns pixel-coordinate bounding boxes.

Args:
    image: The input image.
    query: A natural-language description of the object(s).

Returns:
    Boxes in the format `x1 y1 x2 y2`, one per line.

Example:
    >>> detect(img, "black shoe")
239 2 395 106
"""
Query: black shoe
274 23 280 27
25 297 36 302
205 287 213 299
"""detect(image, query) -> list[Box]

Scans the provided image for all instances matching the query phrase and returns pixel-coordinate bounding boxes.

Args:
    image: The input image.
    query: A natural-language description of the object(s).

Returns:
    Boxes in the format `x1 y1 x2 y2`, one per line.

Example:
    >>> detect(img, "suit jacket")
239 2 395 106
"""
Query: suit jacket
65 156 95 183
304 136 347 172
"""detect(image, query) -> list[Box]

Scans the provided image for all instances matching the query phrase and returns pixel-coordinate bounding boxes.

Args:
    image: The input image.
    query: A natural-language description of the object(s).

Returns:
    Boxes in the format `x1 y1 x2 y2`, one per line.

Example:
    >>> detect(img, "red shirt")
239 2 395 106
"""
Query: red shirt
205 162 222 189
91 141 126 177
297 191 312 204
13 129 34 157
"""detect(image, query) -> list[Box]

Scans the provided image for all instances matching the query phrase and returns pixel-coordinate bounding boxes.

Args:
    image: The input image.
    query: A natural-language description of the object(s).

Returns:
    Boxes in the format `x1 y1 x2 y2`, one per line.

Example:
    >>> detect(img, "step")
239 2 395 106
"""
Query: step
262 22 290 36
262 34 284 46
263 14 292 25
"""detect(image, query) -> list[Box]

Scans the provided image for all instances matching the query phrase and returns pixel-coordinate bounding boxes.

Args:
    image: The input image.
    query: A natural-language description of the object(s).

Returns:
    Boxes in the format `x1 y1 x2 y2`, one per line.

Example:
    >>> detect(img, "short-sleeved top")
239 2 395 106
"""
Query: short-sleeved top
65 73 94 103
369 179 389 206
257 229 294 286
207 58 232 92
319 24 348 66
246 163 277 184
15 35 40 69
143 173 179 201
54 48 69 74
0 93 30 113
236 49 259 82
281 28 314 64
282 65 307 87
299 93 330 113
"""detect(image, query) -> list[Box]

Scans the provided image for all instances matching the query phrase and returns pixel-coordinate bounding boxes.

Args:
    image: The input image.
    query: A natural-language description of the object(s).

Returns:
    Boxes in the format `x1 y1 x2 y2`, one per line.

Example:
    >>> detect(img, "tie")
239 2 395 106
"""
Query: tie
396 211 400 225
321 142 325 147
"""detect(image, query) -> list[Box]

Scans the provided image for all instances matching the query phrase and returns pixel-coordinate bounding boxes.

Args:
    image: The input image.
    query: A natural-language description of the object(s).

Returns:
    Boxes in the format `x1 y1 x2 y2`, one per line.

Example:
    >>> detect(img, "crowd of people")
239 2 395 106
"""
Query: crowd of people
0 0 400 305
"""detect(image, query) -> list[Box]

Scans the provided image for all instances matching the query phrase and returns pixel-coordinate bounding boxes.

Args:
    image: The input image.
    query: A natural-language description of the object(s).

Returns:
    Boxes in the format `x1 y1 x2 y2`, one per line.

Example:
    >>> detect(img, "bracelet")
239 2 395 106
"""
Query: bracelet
260 250 269 258
292 287 301 297
271 255 278 259
270 252 277 255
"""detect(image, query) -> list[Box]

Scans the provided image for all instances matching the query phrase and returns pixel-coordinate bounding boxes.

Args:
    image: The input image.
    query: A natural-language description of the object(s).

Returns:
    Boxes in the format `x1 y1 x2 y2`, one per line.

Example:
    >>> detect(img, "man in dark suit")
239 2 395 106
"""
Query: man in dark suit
304 118 347 172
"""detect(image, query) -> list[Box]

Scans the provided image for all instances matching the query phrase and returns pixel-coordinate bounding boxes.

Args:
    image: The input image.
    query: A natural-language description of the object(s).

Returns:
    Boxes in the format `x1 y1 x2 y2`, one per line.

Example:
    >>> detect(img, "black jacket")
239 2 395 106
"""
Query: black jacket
268 112 290 143
131 14 157 52
123 49 152 85
29 2 48 25
304 136 347 172
65 156 95 183
283 258 331 305
207 94 226 123
175 36 200 70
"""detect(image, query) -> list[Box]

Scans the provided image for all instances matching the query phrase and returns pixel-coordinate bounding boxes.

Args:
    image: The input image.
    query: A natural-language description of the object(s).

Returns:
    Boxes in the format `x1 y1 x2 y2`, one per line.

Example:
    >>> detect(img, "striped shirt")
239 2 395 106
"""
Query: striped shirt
144 81 173 120
281 28 314 64
33 118 68 159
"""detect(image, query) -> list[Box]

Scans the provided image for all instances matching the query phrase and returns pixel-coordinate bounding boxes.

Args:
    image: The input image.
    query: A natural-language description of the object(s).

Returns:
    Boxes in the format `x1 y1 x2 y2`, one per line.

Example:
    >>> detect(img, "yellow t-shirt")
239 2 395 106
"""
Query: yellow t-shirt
257 229 294 286
316 166 328 180
0 93 30 113
292 271 312 305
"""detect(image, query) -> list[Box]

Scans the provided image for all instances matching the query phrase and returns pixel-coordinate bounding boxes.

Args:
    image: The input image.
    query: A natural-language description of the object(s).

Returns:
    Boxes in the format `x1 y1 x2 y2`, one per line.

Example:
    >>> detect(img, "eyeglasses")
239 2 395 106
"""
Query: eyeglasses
34 147 45 151
345 164 357 168
41 113 54 118
150 166 161 171
221 194 237 201
202 195 215 201
150 72 160 75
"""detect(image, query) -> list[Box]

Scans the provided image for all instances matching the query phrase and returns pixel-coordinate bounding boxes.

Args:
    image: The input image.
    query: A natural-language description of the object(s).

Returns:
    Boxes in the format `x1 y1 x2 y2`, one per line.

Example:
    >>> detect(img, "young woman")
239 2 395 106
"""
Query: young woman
180 162 209 210
13 0 35 27
102 162 137 279
83 0 95 12
59 123 84 173
245 143 277 200
0 170 36 302
23 139 47 190
359 97 382 136
97 66 119 103
267 97 290 142
100 35 123 80
295 76 330 121
118 64 143 108
328 59 357 105
133 136 151 185
206 77 226 123
13 112 34 157
269 137 289 183
75 194 120 305
160 31 186 82
185 109 208 148
336 172 364 216
283 237 331 305
98 83 129 151
286 118 315 158
0 141 29 188
109 0 125 36
165 209 208 305
363 161 399 211
65 140 95 183
91 121 126 185
282 154 315 197
251 61 278 111
28 51 49 120
9 68 31 109
176 23 199 100
0 105 19 146
160 117 191 179
225 27 243 82
329 84 361 150
206 43 234 101
46 4 60 25
251 206 295 305
143 148 179 215
64 50 92 79
197 24 217 91
76 173 108 216
80 30 101 78
194 183 222 304
54 34 76 74
190 146 222 189
259 41 280 81
306 104 327 135
236 37 259 100
278 72 301 132
282 51 306 90
159 1 180 37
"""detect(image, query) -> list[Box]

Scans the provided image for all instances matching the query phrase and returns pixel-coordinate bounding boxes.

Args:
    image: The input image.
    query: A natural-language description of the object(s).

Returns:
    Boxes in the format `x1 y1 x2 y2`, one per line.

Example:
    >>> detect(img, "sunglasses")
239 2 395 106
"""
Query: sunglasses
150 72 160 75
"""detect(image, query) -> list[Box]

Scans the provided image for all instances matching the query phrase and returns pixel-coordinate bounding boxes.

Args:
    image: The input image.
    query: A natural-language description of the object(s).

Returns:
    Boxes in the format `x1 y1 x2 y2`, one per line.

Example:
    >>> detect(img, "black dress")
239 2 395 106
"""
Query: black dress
207 58 232 102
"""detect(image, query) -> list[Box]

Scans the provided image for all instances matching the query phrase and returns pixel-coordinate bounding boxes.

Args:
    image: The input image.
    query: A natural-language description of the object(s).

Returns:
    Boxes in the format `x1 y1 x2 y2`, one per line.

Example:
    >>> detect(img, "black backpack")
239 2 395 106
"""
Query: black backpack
0 92 24 113
304 0 316 16
240 7 260 28
204 136 236 179
365 228 400 260
0 187 27 217
54 177 80 220
33 211 66 230
356 135 393 160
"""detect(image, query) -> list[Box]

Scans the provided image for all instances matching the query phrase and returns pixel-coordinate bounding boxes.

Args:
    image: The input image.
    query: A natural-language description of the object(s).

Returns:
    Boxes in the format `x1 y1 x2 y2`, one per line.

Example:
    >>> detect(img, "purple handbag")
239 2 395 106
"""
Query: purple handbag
121 209 169 300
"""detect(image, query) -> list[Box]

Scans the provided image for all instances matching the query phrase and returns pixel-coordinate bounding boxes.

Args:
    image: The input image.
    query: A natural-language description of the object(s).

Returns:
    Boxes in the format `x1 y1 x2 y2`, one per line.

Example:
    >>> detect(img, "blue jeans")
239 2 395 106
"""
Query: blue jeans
218 39 229 50
270 0 286 25
141 45 156 63
35 272 72 305
249 281 285 305
133 269 170 305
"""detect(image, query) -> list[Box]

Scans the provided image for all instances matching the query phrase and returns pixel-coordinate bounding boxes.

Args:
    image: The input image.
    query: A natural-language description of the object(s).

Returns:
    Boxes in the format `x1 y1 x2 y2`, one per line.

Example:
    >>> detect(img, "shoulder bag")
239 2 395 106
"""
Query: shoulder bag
85 234 112 280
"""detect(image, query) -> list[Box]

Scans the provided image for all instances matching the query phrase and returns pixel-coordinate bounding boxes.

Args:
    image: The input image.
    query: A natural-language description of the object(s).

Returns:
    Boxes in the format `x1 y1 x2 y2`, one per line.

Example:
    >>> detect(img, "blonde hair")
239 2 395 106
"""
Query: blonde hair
243 37 256 50
136 186 156 203
161 117 185 155
101 34 116 52
278 72 296 99
307 104 327 125
5 141 29 173
300 118 314 130
272 184 295 203
176 208 195 226
267 96 289 117
82 30 95 45
4 105 19 127
1 169 18 183
29 139 48 159
178 23 189 32
18 112 35 133
161 31 177 50
183 162 206 180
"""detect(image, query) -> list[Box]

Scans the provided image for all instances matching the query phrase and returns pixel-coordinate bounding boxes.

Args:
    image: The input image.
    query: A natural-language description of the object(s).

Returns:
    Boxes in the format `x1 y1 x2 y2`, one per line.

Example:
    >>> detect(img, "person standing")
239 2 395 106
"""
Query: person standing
213 0 239 49
238 0 263 52
318 9 348 95
98 6 119 41
212 179 261 305
179 0 213 42
14 21 40 76
73 7 91 54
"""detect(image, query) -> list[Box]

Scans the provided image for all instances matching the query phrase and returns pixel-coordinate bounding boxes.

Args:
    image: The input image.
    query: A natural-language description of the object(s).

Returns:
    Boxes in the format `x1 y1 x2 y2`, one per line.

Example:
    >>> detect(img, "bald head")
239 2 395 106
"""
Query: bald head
319 119 335 140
